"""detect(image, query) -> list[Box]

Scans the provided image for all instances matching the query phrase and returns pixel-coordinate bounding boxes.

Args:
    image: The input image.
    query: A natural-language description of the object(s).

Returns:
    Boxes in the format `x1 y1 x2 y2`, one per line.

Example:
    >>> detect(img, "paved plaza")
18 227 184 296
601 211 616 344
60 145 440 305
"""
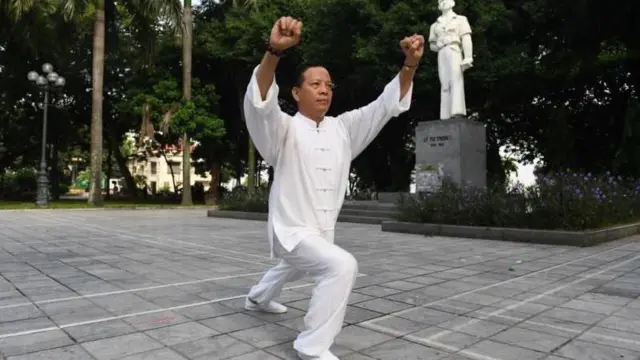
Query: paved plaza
1 209 640 359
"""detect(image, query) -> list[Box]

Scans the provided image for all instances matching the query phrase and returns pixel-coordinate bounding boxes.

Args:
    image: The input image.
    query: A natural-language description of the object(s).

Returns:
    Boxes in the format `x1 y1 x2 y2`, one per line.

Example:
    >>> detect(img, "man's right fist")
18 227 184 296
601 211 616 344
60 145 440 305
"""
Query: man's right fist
270 16 303 51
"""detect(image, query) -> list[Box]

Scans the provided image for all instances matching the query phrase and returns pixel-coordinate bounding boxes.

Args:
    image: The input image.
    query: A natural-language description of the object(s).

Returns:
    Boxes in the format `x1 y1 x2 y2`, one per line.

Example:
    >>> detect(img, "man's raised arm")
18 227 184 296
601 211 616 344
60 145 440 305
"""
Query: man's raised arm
243 17 303 166
338 34 424 159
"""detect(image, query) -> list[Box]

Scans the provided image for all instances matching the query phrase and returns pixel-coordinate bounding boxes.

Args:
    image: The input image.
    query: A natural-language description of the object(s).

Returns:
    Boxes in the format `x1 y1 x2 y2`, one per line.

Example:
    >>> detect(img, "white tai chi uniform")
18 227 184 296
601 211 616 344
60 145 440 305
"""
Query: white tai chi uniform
243 65 412 359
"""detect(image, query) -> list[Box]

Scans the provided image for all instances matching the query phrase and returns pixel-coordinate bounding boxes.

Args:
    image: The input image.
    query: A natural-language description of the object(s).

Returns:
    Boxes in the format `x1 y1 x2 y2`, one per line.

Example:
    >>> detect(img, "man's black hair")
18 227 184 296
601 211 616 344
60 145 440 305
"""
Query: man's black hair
293 63 327 87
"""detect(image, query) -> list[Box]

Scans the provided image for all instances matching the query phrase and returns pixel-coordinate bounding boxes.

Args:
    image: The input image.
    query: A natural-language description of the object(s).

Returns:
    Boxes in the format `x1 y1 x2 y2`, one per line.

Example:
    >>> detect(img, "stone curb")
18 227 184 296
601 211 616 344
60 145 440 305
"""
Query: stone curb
206 210 267 221
0 206 209 212
381 221 640 246
206 210 387 225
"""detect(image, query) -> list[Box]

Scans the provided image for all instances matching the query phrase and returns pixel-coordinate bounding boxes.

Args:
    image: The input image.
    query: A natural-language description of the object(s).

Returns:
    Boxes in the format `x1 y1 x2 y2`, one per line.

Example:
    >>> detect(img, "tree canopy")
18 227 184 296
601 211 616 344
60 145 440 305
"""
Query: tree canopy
1 0 639 200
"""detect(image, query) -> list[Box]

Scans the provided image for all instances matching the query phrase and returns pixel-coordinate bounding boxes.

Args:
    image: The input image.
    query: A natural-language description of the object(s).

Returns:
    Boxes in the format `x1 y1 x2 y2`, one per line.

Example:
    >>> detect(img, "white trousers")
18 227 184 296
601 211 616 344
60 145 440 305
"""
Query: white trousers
247 230 358 358
438 44 466 119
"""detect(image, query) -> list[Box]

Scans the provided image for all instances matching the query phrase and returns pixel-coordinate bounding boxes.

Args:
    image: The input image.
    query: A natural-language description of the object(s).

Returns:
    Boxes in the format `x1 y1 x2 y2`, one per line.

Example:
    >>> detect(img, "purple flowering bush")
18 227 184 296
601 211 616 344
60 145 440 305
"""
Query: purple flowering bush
396 171 640 231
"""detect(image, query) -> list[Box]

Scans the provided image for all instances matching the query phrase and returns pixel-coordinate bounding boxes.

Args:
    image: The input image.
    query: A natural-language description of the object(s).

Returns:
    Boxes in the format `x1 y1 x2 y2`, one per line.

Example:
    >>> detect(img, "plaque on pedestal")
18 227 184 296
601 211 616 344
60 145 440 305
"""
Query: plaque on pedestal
415 117 486 189
415 163 444 194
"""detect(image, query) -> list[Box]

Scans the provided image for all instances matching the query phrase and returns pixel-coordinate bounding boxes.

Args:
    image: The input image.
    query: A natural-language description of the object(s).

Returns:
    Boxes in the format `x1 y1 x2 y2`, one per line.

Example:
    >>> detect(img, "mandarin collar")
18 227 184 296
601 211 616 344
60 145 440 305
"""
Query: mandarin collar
295 112 328 129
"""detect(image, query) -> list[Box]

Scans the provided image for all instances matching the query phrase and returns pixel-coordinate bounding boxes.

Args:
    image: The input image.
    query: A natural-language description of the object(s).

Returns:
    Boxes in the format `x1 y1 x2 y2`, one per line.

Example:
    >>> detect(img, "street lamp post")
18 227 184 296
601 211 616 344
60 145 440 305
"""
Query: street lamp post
27 63 66 207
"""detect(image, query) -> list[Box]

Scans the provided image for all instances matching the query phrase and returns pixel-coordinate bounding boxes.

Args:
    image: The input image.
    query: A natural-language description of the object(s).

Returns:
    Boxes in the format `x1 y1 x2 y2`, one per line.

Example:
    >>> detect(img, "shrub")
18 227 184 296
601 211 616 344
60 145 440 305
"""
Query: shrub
59 184 70 195
396 171 640 231
218 186 269 213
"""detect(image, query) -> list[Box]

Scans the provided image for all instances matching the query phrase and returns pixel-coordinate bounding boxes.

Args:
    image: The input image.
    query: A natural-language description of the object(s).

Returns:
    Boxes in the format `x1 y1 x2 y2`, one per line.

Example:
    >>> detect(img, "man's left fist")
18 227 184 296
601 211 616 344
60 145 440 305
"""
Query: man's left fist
400 34 425 65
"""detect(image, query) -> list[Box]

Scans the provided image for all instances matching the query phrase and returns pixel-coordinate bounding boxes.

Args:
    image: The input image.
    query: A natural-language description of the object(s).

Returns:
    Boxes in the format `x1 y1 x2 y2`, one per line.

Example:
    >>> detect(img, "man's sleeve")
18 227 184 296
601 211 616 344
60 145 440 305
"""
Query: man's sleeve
337 74 413 159
243 65 289 166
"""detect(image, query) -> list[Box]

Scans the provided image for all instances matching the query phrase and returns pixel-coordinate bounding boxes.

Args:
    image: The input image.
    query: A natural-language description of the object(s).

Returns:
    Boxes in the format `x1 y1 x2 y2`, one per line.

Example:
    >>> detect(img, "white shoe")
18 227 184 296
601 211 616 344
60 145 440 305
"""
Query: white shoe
244 297 288 314
297 351 339 360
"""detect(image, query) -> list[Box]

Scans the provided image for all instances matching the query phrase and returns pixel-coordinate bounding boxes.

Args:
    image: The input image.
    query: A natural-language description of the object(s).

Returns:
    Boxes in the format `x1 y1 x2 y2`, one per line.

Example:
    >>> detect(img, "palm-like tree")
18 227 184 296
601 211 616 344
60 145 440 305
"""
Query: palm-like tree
10 0 259 205
178 0 259 204
9 0 181 206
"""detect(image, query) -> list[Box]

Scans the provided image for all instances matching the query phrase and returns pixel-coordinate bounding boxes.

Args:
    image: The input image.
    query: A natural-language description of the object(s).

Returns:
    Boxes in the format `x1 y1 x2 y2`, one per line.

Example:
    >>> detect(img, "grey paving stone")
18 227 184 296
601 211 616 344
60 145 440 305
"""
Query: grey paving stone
354 285 404 297
406 326 482 350
0 317 58 337
199 313 267 333
0 305 43 323
397 307 458 326
363 315 429 336
175 302 237 321
558 299 622 315
264 341 352 359
81 332 163 359
64 319 137 343
340 352 379 359
5 345 93 360
89 293 162 315
120 348 187 359
333 325 394 351
361 338 451 359
123 311 191 331
4 210 640 360
541 306 609 325
38 299 112 326
0 330 74 357
438 316 511 338
464 339 547 360
343 305 384 324
144 321 219 346
491 327 571 353
171 334 256 359
553 339 640 360
228 323 298 348
225 350 281 360
352 298 413 314
578 326 640 352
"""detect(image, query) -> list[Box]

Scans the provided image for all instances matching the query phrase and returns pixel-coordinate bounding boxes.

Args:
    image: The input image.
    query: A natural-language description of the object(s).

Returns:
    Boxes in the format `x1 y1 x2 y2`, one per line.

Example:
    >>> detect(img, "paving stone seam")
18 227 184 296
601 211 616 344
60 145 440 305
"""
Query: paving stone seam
360 241 639 326
365 252 640 360
46 213 274 267
0 283 313 340
0 271 266 310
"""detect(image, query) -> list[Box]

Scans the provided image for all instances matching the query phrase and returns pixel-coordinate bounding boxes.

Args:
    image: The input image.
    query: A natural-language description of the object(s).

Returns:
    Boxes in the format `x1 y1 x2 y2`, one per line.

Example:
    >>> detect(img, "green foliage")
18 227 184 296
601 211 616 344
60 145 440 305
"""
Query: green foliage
119 76 225 145
0 168 37 198
397 172 640 231
59 183 70 195
217 186 269 213
3 0 640 201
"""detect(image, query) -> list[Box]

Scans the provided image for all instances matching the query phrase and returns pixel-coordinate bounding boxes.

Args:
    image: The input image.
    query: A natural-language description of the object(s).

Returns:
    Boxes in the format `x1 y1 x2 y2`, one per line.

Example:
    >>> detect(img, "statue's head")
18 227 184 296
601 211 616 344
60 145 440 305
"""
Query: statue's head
438 0 455 11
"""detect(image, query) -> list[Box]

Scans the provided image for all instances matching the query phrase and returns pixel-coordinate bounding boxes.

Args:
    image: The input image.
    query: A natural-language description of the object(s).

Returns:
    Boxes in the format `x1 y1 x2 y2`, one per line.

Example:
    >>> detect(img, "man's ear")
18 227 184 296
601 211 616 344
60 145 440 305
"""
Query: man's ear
291 87 300 102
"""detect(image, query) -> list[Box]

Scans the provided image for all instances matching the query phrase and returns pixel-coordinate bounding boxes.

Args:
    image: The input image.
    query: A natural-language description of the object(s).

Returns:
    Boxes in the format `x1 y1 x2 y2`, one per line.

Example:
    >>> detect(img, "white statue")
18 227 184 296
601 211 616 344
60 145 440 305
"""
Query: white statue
429 0 473 120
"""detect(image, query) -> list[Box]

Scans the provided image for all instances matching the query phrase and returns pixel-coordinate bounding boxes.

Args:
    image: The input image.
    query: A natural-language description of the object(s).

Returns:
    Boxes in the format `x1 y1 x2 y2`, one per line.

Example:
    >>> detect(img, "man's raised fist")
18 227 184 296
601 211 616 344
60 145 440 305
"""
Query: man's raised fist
270 16 303 51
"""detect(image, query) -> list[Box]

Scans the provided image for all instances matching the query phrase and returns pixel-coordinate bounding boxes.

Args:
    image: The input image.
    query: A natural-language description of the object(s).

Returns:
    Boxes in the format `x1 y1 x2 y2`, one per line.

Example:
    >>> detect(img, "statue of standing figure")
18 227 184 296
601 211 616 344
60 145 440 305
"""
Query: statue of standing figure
429 0 473 120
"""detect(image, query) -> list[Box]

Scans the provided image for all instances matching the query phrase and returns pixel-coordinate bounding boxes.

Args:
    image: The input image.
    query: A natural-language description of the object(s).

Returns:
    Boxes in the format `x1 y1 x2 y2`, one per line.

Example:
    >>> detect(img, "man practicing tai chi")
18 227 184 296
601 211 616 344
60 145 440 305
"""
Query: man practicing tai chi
242 16 423 360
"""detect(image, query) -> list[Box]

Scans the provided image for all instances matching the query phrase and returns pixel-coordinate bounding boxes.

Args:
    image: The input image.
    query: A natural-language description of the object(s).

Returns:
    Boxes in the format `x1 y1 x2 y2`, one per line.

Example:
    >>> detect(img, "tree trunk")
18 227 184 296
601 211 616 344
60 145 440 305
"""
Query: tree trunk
108 126 137 196
248 139 255 194
105 144 113 200
180 0 193 205
162 151 179 195
236 81 255 195
205 162 221 205
88 2 106 206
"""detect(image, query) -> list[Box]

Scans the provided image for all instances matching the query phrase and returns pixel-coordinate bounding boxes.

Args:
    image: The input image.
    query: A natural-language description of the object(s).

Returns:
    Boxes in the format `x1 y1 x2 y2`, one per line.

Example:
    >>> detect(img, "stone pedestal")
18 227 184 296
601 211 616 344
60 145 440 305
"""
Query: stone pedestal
415 118 486 191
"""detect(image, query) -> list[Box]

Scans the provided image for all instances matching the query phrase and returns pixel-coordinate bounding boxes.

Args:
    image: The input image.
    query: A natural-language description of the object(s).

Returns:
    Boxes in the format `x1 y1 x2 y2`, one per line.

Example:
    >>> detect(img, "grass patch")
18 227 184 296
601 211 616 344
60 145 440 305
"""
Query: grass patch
0 198 208 210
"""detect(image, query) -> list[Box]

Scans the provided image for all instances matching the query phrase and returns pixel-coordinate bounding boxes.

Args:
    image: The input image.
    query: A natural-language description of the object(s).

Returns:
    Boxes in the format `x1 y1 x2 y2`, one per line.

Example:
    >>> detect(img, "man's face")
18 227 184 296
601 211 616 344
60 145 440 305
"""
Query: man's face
438 0 454 11
294 66 333 116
